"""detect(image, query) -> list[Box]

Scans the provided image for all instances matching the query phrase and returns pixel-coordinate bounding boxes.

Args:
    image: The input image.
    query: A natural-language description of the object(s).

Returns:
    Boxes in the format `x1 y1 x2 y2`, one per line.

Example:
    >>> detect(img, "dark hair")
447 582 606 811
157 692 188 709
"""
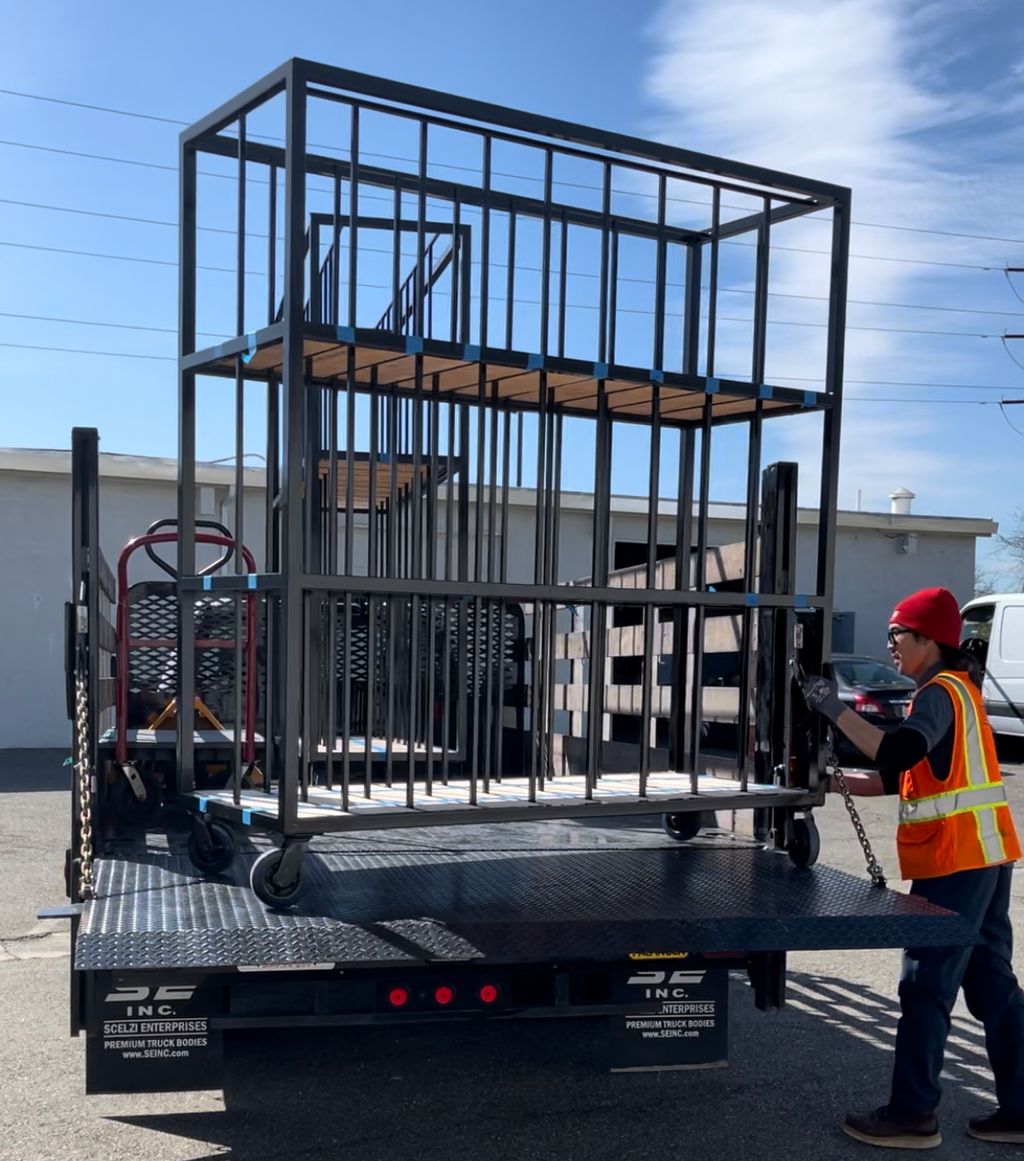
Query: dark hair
937 642 984 689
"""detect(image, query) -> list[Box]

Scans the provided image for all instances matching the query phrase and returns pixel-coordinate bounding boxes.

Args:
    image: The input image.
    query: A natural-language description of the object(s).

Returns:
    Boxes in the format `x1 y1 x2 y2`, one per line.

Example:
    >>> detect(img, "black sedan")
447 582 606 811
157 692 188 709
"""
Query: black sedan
823 653 915 760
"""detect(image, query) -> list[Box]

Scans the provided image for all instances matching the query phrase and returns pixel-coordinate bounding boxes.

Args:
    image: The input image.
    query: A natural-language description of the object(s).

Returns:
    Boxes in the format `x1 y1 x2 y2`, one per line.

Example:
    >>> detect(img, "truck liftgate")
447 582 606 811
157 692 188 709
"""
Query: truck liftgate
59 63 974 1094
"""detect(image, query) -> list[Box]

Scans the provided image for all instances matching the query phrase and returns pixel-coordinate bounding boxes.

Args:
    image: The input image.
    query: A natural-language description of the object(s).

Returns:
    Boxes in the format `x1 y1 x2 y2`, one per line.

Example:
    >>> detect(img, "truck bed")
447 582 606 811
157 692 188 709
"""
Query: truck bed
75 820 972 972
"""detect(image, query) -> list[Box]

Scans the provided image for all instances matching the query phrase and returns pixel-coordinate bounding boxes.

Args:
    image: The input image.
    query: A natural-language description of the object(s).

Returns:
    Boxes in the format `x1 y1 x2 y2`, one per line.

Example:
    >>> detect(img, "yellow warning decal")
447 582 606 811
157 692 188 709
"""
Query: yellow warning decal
627 951 690 961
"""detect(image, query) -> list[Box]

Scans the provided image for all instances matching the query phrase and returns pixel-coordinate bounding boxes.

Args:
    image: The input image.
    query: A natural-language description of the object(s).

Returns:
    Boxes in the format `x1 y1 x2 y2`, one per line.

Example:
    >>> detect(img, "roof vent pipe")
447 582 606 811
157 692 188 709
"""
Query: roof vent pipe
889 487 915 515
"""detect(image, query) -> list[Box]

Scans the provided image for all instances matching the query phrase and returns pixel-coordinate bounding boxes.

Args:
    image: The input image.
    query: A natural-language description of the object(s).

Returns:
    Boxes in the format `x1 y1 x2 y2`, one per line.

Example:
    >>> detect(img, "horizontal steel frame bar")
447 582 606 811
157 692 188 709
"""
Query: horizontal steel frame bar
180 61 290 145
197 132 714 246
186 787 818 836
180 572 828 611
182 328 835 417
296 59 848 203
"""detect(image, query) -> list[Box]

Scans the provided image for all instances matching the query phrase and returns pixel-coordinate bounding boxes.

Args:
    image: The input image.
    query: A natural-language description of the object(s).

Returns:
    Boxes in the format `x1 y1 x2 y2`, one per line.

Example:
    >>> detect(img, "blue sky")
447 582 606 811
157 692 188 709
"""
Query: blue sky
3 0 1024 584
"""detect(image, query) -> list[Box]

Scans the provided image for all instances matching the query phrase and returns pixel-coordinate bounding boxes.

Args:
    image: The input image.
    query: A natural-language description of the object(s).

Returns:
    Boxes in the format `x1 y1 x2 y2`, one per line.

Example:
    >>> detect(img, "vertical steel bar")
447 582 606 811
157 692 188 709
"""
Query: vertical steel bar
415 121 428 336
586 383 612 799
557 210 568 358
479 136 492 349
177 140 198 797
639 387 660 796
331 173 341 327
267 164 277 326
230 116 247 804
325 386 339 796
540 149 552 356
505 209 517 351
391 184 402 336
263 377 279 793
279 63 309 833
456 405 471 785
348 105 360 329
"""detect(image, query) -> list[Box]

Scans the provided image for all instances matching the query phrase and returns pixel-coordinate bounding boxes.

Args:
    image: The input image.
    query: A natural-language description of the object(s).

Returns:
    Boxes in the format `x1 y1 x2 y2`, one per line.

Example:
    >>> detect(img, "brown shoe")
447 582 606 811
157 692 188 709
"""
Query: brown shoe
843 1105 941 1150
967 1109 1024 1143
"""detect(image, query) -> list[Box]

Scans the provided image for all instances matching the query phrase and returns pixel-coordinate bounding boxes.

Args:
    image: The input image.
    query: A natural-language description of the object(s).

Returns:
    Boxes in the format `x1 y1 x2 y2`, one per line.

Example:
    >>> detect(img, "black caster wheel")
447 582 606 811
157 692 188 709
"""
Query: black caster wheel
662 811 704 842
250 847 306 909
788 815 821 868
187 820 237 875
109 764 162 825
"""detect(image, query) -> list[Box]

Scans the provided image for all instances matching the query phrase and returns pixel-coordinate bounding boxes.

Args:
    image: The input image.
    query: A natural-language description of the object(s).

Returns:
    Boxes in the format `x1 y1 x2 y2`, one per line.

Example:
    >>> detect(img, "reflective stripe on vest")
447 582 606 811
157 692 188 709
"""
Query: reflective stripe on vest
899 781 1010 822
901 671 1010 867
933 672 1009 865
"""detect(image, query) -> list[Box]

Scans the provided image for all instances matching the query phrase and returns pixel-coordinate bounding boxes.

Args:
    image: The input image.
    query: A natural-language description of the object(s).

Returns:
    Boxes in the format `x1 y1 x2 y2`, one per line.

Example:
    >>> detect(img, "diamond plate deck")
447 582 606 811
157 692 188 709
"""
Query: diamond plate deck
75 824 974 972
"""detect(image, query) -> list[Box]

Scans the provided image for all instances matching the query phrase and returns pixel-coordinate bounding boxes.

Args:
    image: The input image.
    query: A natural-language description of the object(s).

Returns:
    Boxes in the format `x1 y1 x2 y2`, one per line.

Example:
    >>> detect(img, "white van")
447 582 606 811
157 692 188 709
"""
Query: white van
960 594 1024 738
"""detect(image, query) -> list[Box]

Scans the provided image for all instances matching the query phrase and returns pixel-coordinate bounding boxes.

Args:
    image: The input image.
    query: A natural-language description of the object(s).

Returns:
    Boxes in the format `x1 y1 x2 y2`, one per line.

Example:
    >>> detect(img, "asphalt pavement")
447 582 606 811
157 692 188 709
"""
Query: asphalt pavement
3 747 1024 1161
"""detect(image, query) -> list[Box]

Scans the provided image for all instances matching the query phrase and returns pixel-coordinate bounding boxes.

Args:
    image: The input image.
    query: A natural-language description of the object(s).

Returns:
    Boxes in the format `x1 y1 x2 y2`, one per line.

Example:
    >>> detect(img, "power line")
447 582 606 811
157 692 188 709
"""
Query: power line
4 85 1024 249
0 137 1006 273
6 307 1020 394
2 337 1019 412
0 243 999 340
6 193 1023 322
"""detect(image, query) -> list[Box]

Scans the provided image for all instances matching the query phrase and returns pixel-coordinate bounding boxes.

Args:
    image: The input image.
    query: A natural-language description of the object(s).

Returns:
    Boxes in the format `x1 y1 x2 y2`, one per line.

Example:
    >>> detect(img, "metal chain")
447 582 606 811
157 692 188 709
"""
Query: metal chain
74 671 96 900
825 733 886 888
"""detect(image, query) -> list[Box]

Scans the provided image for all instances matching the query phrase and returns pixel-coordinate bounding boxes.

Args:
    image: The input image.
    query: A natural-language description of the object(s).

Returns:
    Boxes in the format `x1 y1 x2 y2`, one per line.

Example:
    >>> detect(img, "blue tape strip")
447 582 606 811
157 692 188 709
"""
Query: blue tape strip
803 391 817 408
651 369 664 383
758 383 774 400
247 574 257 590
241 809 252 826
745 593 759 607
203 576 212 591
405 335 424 355
794 594 810 608
593 362 609 380
240 333 258 365
526 352 544 371
335 325 356 344
463 343 481 362
706 377 720 395
198 797 208 813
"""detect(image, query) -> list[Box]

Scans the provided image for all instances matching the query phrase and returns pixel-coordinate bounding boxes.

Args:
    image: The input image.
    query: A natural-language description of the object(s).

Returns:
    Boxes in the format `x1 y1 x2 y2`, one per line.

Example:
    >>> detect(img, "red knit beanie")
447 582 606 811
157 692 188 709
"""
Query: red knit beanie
889 587 962 648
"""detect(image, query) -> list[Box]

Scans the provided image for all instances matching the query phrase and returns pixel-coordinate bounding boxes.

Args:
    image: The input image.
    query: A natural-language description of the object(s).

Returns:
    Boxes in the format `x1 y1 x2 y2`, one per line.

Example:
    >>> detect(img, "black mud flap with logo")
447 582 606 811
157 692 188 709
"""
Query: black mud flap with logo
84 974 224 1094
608 958 729 1072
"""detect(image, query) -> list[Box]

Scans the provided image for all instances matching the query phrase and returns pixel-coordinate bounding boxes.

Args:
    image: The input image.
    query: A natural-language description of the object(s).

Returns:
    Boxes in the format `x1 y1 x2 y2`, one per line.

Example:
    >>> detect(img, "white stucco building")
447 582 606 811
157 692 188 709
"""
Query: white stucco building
0 447 997 748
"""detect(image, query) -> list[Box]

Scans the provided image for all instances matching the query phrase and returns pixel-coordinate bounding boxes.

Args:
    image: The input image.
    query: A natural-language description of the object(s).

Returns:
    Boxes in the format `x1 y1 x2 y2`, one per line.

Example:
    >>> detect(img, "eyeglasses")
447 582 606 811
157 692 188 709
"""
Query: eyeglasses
887 627 914 646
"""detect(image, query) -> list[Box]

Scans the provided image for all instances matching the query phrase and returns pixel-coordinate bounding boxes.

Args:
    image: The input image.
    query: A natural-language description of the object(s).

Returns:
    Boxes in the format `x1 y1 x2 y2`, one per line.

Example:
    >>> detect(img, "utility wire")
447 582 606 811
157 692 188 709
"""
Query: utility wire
0 137 1006 273
4 85 1024 248
4 194 1022 321
5 309 1020 394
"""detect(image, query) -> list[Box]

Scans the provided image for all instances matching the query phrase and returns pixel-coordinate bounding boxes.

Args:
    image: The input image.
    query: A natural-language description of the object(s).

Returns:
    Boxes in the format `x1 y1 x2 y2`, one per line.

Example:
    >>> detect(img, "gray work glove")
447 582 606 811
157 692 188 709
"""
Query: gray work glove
801 676 846 724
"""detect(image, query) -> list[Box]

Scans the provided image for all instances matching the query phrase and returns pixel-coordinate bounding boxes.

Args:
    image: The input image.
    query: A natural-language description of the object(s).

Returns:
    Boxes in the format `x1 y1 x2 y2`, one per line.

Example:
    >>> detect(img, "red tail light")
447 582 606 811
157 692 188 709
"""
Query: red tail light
433 985 454 1006
387 986 410 1008
854 694 884 714
479 984 500 1005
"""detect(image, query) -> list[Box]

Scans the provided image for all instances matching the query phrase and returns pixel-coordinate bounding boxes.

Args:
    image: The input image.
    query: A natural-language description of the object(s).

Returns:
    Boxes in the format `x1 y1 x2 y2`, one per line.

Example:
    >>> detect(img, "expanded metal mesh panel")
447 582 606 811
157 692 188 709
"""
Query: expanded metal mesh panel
326 598 526 743
125 582 263 727
75 837 974 972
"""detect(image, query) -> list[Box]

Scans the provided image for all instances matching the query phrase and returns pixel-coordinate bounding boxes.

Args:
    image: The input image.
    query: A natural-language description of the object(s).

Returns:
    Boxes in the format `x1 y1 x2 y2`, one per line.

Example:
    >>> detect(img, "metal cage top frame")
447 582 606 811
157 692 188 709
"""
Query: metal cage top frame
175 59 850 863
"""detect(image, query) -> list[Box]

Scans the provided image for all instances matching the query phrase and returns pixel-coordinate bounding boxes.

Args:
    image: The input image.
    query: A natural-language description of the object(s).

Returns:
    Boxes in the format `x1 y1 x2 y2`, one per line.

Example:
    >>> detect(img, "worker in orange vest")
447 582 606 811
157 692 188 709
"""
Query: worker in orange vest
802 586 1024 1150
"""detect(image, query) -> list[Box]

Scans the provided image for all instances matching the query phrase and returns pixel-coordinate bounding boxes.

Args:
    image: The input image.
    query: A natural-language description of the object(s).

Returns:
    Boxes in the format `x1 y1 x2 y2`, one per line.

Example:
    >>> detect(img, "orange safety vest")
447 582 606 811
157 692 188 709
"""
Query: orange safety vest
898 669 1021 880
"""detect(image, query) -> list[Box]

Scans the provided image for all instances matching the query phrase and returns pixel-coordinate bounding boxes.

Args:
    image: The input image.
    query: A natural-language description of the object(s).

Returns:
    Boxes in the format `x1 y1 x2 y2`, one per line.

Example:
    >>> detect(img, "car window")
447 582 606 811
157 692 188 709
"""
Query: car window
832 657 912 687
962 604 994 644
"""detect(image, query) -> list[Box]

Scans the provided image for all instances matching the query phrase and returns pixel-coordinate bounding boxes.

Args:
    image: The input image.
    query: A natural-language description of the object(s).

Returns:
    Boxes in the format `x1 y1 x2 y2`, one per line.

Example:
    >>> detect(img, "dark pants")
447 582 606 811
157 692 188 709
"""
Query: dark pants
890 863 1024 1116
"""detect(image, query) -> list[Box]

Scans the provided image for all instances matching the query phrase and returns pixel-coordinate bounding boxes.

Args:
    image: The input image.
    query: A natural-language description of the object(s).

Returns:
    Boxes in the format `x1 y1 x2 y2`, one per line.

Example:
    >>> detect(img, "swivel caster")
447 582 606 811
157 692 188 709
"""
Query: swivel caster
109 763 162 825
187 818 237 875
787 814 820 869
662 811 705 842
250 842 308 909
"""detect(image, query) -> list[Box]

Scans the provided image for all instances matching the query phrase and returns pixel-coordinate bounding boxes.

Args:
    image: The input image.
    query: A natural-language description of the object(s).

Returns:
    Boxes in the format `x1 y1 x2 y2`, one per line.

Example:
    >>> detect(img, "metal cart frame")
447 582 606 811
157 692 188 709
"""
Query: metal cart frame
173 59 850 904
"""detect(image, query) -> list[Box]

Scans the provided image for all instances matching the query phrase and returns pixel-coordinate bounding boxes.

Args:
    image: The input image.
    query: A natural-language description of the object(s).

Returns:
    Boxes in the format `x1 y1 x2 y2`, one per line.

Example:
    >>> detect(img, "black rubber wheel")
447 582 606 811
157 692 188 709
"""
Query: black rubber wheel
788 815 821 868
187 820 237 875
250 848 306 909
109 765 161 825
662 811 704 842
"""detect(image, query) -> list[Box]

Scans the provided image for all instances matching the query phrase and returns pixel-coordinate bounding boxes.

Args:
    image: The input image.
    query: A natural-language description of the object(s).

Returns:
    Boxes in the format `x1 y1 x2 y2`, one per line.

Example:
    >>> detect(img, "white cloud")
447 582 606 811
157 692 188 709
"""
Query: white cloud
642 0 1024 525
